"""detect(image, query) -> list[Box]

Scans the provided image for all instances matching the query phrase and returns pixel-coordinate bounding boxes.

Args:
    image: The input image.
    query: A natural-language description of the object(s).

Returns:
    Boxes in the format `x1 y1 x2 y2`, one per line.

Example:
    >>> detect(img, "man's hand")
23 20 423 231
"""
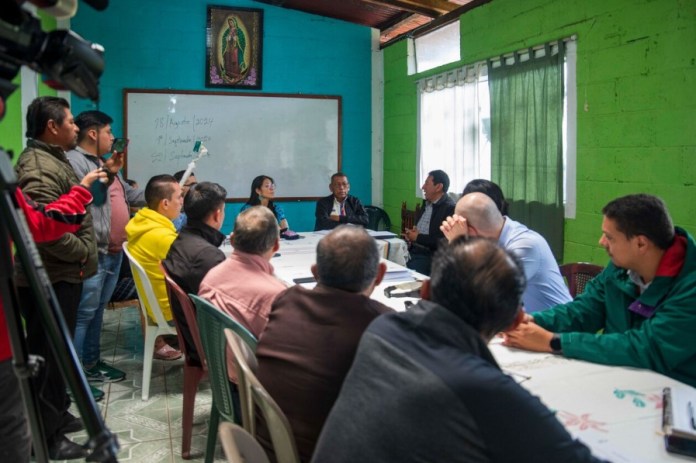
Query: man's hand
440 215 468 242
402 227 418 243
502 319 555 353
103 151 124 174
79 168 107 188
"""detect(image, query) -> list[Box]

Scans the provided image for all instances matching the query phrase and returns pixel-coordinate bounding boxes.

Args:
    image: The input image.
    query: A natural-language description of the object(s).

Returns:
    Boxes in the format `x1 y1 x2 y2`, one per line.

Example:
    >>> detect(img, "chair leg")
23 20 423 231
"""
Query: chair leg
205 403 220 463
142 327 157 401
181 365 204 459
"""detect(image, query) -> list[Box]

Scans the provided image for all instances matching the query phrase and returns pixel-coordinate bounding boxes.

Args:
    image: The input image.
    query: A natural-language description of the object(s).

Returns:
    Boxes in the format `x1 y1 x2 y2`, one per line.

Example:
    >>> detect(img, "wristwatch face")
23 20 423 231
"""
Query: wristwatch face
550 335 562 353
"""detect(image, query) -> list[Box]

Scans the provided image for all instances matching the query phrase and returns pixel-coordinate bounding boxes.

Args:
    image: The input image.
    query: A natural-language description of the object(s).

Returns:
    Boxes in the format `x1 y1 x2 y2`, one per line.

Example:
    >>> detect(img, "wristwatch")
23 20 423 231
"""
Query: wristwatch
549 334 563 355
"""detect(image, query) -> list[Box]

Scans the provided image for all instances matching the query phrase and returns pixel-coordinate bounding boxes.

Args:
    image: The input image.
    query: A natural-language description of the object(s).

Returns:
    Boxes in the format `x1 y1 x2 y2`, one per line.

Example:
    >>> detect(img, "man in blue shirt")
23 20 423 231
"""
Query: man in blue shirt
441 192 571 311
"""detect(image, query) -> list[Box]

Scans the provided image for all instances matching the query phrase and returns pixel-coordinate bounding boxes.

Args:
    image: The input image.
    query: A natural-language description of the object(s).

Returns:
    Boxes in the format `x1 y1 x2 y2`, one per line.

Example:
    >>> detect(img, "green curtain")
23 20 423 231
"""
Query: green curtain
488 43 565 261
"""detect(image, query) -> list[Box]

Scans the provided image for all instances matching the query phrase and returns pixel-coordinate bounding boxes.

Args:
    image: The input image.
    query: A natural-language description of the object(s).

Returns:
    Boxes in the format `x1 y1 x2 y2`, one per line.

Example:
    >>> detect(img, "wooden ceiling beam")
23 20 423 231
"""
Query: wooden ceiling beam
380 0 491 47
363 0 458 18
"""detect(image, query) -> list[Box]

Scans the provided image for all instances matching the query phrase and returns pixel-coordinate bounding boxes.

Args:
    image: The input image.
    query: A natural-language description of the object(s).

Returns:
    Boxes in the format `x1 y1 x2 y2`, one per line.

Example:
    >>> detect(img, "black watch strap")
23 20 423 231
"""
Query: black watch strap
549 334 563 355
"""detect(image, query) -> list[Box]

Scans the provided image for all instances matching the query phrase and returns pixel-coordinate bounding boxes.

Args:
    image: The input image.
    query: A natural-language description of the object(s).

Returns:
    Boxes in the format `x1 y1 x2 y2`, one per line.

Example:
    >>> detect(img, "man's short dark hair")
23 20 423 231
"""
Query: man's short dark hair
233 206 279 255
463 179 509 216
331 172 348 183
75 110 113 143
144 174 178 210
430 237 526 339
429 169 450 193
315 225 379 293
25 96 70 139
174 170 195 182
184 181 227 221
602 194 674 250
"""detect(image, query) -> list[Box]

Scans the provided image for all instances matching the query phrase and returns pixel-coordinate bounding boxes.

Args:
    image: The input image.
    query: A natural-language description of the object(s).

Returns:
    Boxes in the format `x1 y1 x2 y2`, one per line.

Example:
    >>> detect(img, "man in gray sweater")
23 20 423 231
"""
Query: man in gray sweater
67 110 145 399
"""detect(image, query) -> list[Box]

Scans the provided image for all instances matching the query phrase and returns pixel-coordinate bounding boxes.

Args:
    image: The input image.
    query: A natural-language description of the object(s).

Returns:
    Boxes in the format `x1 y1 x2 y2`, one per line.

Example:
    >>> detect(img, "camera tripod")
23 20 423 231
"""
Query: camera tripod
0 150 119 462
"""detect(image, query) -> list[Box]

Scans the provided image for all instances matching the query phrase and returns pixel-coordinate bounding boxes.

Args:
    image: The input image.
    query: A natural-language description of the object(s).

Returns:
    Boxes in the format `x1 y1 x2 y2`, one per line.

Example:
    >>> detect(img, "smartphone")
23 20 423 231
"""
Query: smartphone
111 138 129 153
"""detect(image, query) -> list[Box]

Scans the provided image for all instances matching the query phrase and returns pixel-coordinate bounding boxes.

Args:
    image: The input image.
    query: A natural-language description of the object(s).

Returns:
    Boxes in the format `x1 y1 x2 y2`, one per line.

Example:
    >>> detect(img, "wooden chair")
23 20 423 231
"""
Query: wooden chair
559 263 604 298
219 422 270 463
160 263 207 459
224 329 300 463
192 294 257 463
122 242 178 401
400 201 421 233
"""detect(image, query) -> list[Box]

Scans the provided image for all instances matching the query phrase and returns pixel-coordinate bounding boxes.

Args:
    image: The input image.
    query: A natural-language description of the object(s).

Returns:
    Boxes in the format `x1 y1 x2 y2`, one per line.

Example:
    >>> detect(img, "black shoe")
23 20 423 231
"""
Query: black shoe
47 434 87 460
60 412 84 434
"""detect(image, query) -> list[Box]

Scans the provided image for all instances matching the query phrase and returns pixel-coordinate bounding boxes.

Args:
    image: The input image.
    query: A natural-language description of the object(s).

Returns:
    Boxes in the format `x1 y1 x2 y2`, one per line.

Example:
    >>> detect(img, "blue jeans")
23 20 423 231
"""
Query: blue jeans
73 251 123 367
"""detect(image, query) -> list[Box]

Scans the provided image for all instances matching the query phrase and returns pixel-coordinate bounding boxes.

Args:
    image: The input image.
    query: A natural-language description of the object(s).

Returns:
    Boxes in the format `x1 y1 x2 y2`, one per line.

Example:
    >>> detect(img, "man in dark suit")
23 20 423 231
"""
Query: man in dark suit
403 169 455 275
314 172 368 230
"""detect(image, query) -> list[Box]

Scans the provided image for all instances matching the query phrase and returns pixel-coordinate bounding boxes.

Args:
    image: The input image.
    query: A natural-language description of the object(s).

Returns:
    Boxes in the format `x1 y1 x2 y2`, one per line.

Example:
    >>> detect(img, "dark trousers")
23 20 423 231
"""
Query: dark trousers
0 360 31 462
406 251 432 276
17 281 82 441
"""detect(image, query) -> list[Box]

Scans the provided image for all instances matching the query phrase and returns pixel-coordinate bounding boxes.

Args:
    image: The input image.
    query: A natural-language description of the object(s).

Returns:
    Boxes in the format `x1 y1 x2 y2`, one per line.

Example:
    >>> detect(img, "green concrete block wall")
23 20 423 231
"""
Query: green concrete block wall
383 0 696 261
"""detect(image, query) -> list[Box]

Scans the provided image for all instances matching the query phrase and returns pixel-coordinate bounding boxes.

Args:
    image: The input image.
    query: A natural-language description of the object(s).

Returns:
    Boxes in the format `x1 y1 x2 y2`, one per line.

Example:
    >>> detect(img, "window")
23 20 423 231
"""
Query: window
417 64 490 197
416 38 577 219
413 21 460 74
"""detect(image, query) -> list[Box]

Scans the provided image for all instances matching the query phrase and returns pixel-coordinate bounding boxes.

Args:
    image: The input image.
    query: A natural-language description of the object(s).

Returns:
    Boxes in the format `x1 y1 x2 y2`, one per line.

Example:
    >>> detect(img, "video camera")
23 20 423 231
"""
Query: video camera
0 0 106 110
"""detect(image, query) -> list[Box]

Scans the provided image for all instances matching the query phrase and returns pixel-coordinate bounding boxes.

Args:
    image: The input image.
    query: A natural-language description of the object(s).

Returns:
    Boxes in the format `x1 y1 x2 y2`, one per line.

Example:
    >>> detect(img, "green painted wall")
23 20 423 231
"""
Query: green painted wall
383 0 696 264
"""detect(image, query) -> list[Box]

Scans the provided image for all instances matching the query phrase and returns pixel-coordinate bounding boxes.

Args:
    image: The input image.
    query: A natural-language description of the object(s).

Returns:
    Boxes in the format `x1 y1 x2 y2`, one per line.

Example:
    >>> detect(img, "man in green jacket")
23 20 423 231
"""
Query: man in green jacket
14 96 98 459
504 194 696 387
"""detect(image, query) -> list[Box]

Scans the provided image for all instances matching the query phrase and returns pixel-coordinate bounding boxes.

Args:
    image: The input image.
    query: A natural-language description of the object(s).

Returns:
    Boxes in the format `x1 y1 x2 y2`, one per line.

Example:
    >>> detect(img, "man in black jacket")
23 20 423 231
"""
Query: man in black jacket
314 172 368 230
163 182 227 365
403 169 455 275
312 238 607 463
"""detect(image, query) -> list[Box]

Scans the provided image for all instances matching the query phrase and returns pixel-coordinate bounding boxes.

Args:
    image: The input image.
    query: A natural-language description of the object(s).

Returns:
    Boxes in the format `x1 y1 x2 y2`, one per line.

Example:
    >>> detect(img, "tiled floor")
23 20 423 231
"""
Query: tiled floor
58 304 226 463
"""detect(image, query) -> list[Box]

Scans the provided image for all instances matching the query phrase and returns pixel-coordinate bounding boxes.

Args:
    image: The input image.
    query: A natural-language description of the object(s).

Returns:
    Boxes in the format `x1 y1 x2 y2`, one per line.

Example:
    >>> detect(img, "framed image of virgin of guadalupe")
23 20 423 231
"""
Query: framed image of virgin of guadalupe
206 5 263 89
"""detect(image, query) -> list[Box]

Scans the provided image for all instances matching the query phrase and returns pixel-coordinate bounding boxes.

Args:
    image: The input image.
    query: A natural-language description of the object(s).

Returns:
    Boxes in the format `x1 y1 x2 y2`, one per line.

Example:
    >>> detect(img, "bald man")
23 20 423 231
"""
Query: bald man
441 192 571 311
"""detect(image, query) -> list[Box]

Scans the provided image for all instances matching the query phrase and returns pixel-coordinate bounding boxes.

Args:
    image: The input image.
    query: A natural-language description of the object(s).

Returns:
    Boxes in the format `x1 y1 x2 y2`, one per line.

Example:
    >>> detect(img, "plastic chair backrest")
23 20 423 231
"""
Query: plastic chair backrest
224 329 259 435
160 262 207 370
122 242 170 328
365 205 392 231
249 378 300 463
191 294 257 424
559 262 604 298
219 422 270 463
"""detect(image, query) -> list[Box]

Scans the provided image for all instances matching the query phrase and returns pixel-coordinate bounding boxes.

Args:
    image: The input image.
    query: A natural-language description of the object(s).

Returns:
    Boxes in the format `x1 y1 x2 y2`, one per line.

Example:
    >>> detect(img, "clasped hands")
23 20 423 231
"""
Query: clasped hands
440 214 469 242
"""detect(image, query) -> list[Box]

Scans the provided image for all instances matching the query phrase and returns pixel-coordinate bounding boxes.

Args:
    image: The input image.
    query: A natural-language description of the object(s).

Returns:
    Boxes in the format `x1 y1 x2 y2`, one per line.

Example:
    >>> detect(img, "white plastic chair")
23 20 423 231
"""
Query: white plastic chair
122 242 177 400
219 422 269 463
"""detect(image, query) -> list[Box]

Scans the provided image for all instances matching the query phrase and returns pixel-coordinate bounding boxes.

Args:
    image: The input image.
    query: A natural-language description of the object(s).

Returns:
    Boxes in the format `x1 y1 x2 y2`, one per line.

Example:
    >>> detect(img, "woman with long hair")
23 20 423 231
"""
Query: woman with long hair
241 175 290 231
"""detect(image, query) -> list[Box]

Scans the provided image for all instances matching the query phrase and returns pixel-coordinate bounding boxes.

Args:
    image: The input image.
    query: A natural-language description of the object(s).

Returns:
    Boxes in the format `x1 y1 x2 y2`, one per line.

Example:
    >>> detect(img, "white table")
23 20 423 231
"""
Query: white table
221 230 691 460
489 339 695 462
221 231 419 312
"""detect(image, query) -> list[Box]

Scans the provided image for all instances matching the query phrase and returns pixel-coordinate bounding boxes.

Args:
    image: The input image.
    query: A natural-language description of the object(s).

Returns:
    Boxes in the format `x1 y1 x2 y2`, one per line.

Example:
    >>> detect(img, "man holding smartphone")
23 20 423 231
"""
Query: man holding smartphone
66 110 145 400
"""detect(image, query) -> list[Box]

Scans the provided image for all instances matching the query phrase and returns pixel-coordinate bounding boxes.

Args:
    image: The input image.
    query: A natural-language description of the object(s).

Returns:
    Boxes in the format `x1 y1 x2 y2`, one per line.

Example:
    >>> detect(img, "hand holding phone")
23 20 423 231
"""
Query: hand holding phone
111 137 129 153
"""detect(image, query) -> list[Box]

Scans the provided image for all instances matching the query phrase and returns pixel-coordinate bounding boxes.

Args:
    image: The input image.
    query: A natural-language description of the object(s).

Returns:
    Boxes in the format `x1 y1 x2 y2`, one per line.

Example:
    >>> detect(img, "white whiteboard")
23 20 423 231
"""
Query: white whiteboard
124 89 341 200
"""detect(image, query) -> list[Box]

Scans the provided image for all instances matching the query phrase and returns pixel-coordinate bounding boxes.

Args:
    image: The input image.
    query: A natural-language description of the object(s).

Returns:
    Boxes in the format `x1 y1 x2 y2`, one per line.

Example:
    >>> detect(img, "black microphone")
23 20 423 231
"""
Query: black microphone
81 0 108 11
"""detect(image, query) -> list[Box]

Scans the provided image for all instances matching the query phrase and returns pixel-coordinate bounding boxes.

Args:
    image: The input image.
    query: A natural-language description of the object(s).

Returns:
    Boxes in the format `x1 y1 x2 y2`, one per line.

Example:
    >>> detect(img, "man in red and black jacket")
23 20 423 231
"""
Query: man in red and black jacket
0 169 104 463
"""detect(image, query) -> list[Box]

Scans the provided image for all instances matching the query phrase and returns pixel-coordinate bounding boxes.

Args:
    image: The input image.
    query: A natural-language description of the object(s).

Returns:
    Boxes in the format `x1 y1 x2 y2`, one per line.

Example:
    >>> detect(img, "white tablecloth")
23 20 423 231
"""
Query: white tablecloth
489 338 694 462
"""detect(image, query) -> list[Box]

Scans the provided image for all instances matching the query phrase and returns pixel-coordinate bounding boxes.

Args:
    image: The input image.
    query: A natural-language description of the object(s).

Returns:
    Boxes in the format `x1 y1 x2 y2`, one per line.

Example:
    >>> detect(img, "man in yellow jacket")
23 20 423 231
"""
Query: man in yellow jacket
125 174 183 359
